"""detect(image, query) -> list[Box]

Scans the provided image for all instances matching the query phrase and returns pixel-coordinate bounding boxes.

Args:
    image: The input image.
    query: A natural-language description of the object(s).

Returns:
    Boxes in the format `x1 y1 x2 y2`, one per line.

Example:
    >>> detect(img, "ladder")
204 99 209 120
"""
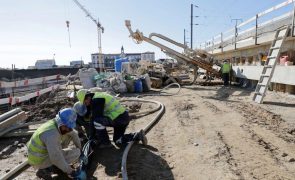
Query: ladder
253 26 289 104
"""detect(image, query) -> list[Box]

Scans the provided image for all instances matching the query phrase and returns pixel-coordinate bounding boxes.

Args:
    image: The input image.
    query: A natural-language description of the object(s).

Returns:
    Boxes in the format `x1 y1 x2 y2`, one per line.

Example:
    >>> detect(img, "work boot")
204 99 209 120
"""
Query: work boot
36 167 53 179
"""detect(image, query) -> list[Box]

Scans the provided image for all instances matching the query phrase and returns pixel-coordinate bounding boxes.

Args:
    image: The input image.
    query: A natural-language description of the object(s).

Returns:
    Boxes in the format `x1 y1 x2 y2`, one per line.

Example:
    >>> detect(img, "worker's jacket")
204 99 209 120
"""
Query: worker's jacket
27 120 58 165
222 63 230 74
93 92 126 120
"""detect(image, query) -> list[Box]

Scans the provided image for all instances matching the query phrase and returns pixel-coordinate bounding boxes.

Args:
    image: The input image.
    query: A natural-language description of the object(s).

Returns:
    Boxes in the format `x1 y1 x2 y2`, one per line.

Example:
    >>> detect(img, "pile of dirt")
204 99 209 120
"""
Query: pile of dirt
22 90 76 122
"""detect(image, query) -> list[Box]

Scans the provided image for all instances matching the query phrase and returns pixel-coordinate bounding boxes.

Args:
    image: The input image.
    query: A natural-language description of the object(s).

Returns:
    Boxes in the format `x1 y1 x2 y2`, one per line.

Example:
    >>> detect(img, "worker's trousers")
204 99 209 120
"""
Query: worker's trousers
76 116 92 138
93 111 135 145
223 73 229 86
32 135 80 170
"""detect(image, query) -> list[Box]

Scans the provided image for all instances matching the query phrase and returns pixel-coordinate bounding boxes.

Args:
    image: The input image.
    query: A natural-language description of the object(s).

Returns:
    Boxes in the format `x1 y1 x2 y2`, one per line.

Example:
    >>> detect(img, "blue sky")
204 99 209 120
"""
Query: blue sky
0 0 291 69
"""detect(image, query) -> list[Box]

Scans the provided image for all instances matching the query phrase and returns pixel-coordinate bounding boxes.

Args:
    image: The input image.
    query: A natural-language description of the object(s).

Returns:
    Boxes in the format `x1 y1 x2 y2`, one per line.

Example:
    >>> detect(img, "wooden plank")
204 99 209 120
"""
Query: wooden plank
2 129 36 138
0 160 29 180
0 120 46 137
0 111 27 130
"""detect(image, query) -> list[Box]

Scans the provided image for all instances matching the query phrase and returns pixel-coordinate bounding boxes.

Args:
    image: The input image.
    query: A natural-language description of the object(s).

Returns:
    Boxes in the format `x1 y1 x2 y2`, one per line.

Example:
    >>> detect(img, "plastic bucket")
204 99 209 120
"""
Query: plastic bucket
134 79 143 93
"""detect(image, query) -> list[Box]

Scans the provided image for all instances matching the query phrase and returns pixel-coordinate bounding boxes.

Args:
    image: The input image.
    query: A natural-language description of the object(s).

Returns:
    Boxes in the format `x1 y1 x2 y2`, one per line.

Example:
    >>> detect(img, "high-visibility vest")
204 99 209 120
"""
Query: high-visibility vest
93 92 126 120
27 120 59 165
222 63 230 73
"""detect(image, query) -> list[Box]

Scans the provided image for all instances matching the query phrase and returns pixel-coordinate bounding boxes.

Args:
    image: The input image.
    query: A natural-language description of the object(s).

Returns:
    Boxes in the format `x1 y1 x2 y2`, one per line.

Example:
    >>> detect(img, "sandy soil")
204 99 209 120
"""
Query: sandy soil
1 85 295 180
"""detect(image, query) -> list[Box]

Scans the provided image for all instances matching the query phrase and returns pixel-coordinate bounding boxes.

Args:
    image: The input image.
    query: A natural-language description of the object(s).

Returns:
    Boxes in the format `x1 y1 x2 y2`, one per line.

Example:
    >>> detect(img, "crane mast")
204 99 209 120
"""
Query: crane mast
72 0 104 72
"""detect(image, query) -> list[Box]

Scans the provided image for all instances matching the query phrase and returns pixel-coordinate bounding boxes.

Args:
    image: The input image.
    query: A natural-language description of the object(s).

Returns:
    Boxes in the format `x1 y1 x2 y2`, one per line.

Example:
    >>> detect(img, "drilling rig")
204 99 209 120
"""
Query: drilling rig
125 20 220 84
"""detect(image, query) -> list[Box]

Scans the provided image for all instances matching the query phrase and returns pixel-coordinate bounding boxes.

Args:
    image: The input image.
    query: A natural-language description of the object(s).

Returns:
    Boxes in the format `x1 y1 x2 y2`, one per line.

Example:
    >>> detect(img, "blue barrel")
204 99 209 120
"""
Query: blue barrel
134 79 143 93
115 58 129 72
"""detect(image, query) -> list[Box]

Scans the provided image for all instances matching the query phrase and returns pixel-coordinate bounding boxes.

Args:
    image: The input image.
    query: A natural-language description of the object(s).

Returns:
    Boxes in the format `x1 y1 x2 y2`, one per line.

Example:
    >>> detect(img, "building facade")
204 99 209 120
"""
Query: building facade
91 47 155 69
141 52 155 62
35 59 56 69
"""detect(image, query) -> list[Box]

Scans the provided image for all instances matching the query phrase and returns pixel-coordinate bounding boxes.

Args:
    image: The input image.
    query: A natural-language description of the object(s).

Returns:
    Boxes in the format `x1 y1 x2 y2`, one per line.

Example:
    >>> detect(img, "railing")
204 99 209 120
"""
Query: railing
0 74 66 88
0 84 60 106
200 0 295 52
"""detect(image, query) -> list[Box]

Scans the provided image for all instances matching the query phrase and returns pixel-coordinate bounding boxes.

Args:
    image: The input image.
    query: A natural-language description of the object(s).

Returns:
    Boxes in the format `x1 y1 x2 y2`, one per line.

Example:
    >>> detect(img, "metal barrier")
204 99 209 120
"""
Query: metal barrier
0 74 65 88
0 84 60 106
200 0 295 52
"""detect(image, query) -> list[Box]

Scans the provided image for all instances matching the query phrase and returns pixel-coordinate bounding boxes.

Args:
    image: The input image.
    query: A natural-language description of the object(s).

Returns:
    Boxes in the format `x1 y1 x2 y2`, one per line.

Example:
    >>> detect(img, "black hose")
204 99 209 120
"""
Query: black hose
121 99 165 180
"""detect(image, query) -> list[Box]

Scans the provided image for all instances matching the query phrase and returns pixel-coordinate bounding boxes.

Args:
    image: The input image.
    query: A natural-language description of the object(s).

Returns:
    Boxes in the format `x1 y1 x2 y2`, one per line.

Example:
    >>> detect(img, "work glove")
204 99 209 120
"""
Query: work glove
69 169 87 180
79 153 89 166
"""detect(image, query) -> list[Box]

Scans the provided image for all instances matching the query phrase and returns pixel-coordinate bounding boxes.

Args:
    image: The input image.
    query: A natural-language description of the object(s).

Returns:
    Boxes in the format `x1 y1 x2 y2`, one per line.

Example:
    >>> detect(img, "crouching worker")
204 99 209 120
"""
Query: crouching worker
76 89 147 148
27 108 86 179
73 101 92 139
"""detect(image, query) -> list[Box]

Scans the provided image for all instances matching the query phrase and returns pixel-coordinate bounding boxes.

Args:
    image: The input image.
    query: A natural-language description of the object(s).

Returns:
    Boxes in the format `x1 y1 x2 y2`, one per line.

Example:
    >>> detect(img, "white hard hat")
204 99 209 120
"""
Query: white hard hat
73 101 87 116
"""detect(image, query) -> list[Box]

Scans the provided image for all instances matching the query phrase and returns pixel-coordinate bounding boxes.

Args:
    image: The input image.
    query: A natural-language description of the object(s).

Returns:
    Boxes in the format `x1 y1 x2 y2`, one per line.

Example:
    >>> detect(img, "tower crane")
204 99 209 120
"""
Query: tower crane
72 0 104 72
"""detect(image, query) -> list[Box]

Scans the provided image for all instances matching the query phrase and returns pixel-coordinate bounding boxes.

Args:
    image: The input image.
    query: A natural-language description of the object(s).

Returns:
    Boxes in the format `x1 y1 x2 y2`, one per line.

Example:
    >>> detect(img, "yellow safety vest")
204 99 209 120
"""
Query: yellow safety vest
222 63 230 73
27 120 59 166
93 92 126 120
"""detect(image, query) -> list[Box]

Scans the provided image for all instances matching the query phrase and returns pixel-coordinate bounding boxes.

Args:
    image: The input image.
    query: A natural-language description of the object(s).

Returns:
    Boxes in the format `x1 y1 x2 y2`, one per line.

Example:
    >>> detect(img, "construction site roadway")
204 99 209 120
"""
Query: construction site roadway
0 85 295 179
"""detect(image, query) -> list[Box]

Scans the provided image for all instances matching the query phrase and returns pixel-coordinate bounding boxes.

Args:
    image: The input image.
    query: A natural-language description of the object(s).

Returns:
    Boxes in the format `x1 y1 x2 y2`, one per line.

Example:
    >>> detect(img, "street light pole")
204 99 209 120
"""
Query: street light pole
231 18 242 50
194 22 199 47
190 4 198 49
190 4 193 49
184 29 187 47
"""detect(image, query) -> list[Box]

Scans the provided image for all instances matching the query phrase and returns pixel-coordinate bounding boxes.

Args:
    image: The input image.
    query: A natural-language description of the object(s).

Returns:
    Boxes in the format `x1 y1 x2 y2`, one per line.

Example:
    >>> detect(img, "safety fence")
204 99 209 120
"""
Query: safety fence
0 84 60 106
199 0 295 52
0 74 66 88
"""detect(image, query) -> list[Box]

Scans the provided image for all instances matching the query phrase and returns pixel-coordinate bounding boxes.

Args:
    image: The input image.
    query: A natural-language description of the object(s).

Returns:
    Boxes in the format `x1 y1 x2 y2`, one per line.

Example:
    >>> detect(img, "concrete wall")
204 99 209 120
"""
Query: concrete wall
233 66 295 85
0 68 81 80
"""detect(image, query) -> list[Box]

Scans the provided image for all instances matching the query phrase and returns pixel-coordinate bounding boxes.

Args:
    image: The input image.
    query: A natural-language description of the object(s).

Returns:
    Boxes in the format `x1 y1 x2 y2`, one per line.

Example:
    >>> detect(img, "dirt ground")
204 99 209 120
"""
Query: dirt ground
1 85 295 180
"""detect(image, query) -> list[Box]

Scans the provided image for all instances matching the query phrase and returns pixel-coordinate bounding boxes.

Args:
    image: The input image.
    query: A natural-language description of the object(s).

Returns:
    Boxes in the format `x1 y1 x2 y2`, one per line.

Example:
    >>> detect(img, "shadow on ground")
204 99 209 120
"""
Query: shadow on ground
263 101 295 108
127 145 174 180
86 144 174 180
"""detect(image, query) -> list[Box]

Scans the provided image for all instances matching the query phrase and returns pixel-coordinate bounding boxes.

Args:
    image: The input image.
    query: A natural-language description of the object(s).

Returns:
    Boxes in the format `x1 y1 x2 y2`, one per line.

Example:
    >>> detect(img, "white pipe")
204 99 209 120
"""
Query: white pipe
0 108 22 122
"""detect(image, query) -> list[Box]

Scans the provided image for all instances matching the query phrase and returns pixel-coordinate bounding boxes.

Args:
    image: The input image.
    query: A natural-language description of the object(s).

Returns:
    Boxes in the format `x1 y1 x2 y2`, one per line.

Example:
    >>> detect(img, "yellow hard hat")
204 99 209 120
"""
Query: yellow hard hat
76 89 88 103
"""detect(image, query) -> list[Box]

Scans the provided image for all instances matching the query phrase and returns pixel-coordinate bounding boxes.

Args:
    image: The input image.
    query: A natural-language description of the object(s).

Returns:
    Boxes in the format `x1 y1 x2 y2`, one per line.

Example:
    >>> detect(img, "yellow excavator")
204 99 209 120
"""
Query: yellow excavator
125 20 221 84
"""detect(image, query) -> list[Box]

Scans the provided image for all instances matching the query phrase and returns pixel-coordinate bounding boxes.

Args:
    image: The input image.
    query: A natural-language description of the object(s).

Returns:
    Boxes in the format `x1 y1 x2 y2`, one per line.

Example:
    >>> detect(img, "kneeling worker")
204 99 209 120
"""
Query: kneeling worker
73 101 92 138
27 108 86 179
76 89 147 148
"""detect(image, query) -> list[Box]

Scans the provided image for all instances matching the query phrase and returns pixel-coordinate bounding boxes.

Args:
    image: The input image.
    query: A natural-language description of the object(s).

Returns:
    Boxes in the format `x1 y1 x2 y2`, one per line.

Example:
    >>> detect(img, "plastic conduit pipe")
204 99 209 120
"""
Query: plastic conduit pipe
120 99 161 117
135 83 181 98
121 99 165 180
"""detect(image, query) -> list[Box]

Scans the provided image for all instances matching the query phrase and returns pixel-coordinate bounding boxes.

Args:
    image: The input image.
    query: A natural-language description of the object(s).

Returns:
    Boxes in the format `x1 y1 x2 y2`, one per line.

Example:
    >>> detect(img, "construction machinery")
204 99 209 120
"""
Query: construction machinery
72 0 104 72
125 20 220 84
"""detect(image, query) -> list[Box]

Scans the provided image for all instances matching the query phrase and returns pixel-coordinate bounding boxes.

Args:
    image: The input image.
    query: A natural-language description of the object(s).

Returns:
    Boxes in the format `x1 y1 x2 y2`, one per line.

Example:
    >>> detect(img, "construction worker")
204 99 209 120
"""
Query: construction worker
221 59 231 86
73 101 92 138
76 89 147 148
27 108 86 179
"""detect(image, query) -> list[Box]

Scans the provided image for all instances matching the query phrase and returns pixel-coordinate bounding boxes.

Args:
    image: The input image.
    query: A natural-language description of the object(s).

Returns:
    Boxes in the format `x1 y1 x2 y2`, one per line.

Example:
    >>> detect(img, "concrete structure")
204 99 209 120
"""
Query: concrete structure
70 60 84 67
91 46 155 69
0 68 79 80
199 0 295 93
35 59 56 69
